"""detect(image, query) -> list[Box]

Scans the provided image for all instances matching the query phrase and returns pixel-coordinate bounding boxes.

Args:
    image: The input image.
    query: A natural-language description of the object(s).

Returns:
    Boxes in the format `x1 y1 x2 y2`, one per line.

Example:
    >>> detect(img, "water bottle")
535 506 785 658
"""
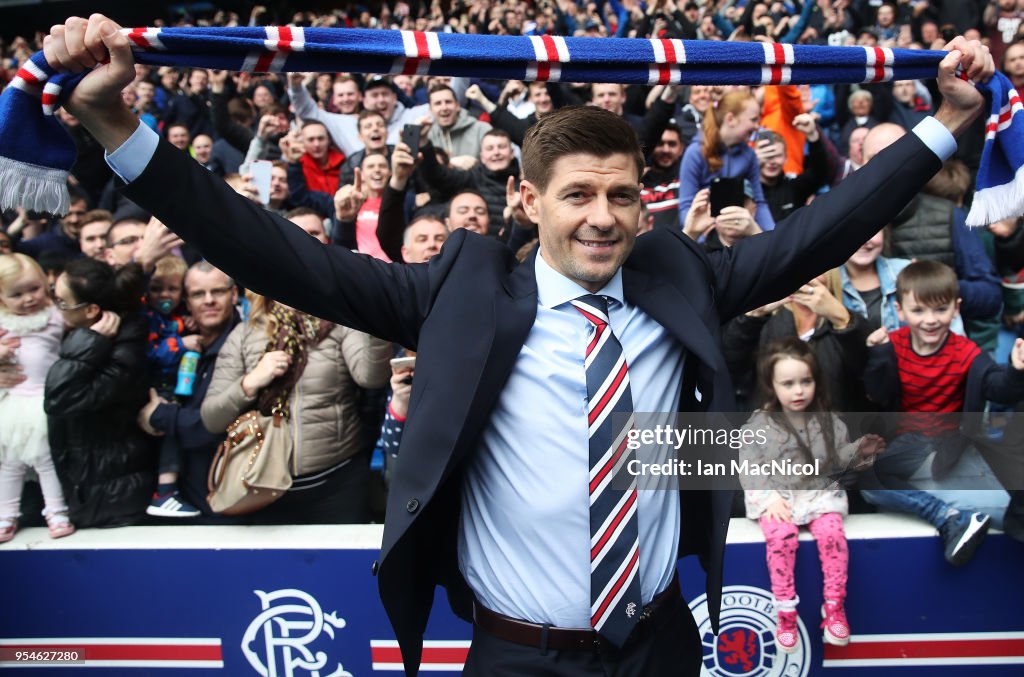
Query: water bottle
174 350 201 397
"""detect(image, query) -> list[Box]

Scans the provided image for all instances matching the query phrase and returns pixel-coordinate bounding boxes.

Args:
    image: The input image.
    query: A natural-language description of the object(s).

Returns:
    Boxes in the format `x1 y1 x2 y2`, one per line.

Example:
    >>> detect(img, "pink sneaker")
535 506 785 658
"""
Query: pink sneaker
821 600 850 646
776 610 799 653
0 519 16 544
46 513 75 540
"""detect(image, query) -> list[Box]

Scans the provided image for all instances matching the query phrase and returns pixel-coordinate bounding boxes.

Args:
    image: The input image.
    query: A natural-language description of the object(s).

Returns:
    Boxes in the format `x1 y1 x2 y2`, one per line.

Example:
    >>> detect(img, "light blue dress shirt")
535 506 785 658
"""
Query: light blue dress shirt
458 251 685 628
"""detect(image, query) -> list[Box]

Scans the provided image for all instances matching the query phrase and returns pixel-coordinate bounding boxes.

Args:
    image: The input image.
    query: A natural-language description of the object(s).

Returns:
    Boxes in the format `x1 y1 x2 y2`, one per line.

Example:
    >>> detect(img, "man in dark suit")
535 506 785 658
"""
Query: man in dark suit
44 15 993 676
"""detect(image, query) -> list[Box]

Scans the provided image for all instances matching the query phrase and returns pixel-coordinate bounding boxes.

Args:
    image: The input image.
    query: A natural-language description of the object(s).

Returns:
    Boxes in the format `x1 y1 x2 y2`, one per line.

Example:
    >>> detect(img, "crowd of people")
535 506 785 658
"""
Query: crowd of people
2 0 1024 660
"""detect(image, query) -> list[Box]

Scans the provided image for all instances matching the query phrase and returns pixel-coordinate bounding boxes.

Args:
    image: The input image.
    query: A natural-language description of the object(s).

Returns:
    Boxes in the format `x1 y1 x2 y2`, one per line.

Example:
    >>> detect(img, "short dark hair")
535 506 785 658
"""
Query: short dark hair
63 257 143 315
483 128 511 143
361 149 389 166
227 97 255 126
447 189 488 217
521 106 644 192
896 260 959 307
357 109 386 126
67 185 90 208
428 83 458 102
662 121 682 140
285 206 322 221
301 119 328 132
106 218 145 247
80 209 113 231
264 102 287 118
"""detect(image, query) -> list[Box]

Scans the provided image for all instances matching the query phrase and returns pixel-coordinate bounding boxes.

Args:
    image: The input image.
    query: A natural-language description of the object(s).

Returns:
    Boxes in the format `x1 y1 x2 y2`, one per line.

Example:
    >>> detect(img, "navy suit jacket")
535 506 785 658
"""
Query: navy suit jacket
123 129 943 675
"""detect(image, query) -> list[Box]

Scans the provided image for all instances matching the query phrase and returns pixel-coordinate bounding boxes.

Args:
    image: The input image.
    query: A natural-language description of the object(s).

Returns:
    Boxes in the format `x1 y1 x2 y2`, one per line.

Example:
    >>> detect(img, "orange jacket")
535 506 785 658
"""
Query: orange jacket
760 85 806 175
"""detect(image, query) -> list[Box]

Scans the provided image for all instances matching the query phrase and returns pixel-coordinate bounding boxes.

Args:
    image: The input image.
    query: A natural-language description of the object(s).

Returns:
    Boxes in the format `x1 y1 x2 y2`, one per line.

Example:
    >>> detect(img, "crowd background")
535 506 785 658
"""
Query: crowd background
1 1 1024 557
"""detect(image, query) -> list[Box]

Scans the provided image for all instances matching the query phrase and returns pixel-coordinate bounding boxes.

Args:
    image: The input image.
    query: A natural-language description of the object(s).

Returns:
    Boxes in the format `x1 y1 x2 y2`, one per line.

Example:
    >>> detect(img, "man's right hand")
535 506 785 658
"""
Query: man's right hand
135 216 185 274
279 130 305 163
242 350 291 396
334 169 367 221
390 142 418 191
44 15 139 150
683 188 714 240
389 367 414 420
866 326 890 346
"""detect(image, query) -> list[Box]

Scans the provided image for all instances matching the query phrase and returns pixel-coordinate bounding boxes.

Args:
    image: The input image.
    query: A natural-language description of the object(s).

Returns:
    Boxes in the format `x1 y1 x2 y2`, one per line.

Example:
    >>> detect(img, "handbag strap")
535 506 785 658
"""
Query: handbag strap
256 306 332 418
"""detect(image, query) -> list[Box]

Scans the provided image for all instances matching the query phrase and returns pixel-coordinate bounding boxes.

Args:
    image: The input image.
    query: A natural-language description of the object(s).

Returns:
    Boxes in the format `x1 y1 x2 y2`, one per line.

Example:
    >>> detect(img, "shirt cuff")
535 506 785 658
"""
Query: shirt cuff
912 117 957 162
105 122 160 183
387 401 407 422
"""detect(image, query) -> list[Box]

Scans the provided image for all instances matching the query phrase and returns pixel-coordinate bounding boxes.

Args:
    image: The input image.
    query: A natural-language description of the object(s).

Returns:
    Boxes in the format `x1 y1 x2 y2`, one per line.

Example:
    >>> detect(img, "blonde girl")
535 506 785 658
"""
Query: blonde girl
677 89 775 230
0 254 74 542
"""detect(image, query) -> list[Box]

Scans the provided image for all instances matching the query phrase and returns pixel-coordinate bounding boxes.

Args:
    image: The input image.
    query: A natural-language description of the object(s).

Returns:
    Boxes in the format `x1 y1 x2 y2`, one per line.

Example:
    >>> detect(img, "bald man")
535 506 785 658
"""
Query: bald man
861 123 1000 322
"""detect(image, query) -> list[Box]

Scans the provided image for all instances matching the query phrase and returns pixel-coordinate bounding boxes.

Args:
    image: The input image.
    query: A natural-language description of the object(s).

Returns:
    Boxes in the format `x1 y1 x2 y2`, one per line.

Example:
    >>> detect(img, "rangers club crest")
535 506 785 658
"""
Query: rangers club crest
689 585 811 677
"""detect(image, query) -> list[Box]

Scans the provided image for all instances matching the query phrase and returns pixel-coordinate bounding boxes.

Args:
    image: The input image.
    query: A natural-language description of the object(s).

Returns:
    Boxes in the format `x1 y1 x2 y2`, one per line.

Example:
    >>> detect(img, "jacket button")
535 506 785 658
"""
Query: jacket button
371 560 379 576
406 499 420 513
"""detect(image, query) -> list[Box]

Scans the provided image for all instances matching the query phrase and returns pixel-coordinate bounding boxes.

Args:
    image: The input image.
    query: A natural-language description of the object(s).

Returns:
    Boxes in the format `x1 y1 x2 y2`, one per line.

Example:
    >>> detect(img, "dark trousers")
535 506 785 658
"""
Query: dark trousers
462 593 702 677
157 436 181 475
253 452 371 524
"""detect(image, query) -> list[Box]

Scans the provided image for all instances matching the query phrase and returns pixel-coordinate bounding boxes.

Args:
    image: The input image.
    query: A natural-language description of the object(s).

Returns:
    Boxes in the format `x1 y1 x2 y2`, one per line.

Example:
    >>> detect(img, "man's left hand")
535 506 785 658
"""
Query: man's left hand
1011 338 1024 370
137 387 169 437
934 35 995 136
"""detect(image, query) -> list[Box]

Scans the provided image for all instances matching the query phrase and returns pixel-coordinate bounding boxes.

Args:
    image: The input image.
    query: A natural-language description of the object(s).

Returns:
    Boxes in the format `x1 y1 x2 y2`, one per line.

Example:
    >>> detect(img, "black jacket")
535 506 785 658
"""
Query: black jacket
722 308 870 413
417 147 520 235
45 313 156 528
762 138 830 223
124 128 943 676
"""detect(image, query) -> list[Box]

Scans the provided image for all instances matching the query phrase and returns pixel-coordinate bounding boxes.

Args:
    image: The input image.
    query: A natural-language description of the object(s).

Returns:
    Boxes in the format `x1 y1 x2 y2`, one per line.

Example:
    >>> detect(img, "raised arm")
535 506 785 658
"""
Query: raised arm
45 15 432 348
707 37 995 321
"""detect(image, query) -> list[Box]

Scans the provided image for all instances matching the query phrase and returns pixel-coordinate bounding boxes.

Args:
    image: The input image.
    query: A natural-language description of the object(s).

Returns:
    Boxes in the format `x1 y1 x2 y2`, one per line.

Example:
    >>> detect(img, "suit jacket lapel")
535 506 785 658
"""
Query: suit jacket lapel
622 265 723 375
446 250 538 472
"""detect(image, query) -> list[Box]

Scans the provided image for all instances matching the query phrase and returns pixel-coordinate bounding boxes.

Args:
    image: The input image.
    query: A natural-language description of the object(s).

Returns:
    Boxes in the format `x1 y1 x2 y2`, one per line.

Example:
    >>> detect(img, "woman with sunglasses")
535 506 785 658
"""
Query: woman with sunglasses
44 258 157 528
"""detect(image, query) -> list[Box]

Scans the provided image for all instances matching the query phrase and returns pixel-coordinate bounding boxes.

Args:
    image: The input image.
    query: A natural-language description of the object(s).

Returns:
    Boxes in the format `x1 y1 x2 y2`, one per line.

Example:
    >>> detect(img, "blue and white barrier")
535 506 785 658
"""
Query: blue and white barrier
2 515 1022 675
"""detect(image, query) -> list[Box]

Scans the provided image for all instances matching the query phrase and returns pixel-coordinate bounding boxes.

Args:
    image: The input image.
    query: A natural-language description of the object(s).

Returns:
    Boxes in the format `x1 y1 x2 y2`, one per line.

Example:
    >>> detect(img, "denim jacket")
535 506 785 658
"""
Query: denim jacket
841 256 966 335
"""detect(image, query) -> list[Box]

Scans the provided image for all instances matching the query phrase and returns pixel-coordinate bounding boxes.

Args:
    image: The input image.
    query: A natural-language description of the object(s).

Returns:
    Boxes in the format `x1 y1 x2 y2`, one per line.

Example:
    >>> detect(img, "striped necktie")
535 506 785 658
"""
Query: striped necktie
571 294 641 647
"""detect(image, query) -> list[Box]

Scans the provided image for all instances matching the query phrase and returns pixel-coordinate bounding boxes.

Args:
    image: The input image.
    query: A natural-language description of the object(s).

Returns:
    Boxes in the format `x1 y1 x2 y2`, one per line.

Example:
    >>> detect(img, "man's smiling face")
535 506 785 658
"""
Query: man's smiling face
522 153 641 293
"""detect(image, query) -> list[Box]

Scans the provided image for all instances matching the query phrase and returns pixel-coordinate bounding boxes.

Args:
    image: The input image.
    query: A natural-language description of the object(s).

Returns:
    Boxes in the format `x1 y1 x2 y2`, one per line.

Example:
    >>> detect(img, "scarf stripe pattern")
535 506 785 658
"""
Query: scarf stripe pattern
0 28 1021 225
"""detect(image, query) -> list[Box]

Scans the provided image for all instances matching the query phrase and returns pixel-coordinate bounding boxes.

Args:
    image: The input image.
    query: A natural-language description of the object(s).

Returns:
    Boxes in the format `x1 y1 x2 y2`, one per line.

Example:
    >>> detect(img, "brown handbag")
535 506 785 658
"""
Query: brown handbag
206 307 331 515
206 410 294 515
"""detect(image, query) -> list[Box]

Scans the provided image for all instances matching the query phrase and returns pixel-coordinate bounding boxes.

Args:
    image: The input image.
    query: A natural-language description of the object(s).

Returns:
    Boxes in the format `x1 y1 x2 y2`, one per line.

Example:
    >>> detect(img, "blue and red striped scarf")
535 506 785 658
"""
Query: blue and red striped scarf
0 27 1021 225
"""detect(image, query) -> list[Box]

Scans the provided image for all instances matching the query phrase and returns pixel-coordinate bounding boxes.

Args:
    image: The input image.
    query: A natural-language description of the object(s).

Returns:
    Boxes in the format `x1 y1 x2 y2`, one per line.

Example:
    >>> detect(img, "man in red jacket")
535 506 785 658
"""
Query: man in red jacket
299 120 345 194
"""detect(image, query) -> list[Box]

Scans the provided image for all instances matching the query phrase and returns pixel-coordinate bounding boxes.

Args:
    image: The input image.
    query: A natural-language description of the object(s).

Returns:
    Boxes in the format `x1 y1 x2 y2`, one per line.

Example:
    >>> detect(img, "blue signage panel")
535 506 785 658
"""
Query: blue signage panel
2 528 1022 675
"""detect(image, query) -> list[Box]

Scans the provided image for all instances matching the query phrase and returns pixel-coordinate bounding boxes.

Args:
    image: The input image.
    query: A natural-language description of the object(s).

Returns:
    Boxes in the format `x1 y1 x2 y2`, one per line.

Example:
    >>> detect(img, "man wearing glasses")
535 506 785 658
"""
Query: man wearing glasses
136 261 241 520
104 216 185 273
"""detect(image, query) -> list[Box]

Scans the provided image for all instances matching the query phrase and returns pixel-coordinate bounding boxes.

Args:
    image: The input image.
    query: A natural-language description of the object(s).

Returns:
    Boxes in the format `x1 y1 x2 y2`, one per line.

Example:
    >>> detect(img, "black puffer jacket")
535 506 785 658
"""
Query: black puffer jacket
45 313 156 528
417 144 520 236
722 308 870 413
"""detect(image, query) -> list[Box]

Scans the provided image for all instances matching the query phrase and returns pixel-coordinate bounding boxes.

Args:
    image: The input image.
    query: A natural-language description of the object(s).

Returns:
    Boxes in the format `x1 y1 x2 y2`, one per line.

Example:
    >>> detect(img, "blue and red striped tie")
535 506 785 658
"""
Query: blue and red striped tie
571 294 641 647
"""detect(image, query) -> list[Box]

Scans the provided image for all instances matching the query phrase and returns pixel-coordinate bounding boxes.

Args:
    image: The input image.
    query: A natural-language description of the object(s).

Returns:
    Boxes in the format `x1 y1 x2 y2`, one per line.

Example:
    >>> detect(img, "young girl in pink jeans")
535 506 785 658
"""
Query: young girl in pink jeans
740 339 884 653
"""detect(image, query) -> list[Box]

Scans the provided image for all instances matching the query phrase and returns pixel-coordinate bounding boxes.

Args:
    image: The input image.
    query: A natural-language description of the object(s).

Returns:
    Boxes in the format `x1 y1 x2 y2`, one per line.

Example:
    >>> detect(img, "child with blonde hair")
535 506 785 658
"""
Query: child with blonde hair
0 254 74 541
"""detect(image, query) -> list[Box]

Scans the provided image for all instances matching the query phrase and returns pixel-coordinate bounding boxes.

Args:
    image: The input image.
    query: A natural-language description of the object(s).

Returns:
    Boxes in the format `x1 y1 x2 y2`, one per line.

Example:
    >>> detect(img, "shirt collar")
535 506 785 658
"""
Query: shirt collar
535 248 625 310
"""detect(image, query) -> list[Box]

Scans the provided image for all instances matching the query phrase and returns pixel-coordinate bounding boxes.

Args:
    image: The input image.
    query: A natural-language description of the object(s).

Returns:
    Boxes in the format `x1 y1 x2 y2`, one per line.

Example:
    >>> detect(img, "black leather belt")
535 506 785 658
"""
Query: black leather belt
472 575 680 652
